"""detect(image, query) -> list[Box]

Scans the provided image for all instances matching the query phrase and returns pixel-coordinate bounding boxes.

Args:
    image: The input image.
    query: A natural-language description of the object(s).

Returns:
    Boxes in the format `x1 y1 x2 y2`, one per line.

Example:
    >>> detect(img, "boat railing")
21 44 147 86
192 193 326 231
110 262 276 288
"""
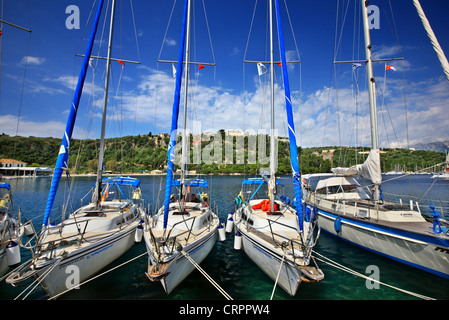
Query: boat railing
165 216 197 245
15 220 39 258
266 219 313 260
149 215 199 257
35 219 91 257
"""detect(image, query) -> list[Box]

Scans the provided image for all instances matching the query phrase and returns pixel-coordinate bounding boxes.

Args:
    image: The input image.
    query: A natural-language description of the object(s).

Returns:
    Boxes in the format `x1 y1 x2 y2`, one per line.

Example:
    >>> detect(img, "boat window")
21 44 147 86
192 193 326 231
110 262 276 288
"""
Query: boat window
316 187 326 194
326 184 358 194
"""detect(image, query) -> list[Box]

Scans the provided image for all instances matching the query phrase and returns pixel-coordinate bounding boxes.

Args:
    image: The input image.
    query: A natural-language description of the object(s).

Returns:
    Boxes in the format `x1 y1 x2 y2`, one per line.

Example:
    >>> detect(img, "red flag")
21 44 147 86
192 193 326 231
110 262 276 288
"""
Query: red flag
118 60 125 67
385 64 396 71
276 62 282 67
198 64 205 71
0 31 2 37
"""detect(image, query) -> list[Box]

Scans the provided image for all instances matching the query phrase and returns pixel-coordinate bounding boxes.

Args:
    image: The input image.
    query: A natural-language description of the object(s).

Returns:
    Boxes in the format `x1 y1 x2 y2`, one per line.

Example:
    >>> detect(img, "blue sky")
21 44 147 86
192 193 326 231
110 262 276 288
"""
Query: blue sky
0 0 448 148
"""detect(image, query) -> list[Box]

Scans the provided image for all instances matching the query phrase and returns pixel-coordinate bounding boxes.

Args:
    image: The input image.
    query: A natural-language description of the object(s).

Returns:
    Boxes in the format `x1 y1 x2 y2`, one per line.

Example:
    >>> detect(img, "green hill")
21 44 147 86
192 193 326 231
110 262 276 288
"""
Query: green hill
0 133 445 175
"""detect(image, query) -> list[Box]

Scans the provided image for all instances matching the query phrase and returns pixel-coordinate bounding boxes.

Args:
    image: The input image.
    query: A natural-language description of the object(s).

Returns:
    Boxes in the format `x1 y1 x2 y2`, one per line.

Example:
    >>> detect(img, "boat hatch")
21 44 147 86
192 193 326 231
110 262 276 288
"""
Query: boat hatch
173 211 190 215
84 211 105 217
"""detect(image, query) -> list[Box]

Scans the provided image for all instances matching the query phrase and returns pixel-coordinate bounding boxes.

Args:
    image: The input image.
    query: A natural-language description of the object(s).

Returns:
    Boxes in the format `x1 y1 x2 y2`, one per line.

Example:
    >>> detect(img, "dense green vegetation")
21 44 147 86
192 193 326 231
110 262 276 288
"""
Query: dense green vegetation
0 132 445 175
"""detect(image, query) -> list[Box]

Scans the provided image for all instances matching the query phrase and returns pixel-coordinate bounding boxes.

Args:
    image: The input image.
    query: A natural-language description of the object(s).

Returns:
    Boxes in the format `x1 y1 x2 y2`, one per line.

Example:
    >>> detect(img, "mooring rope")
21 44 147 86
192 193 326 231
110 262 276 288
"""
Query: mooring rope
270 255 285 300
312 250 435 300
181 250 233 300
15 257 63 300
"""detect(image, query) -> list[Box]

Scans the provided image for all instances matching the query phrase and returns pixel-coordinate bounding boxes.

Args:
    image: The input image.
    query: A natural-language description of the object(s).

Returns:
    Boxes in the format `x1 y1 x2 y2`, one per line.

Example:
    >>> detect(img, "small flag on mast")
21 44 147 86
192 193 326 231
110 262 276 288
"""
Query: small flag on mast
198 64 205 71
352 63 362 70
118 60 125 67
257 62 267 76
386 64 396 71
172 63 176 78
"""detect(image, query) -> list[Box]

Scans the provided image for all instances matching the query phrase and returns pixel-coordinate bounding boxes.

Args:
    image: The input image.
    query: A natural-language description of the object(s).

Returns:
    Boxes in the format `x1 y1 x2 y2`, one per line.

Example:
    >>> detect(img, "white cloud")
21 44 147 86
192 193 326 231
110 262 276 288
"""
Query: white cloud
8 64 448 148
164 37 177 47
0 114 65 138
21 56 45 65
113 67 449 148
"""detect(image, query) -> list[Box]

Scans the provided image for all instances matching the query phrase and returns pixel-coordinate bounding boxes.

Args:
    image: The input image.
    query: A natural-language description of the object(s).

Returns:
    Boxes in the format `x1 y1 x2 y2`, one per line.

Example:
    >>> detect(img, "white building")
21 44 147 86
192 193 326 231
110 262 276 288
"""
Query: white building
0 159 52 178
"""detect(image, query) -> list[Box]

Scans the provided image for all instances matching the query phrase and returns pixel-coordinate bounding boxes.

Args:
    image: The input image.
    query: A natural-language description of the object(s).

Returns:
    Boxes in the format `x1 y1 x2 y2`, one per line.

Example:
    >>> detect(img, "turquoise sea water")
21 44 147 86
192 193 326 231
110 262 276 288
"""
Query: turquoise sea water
0 174 448 301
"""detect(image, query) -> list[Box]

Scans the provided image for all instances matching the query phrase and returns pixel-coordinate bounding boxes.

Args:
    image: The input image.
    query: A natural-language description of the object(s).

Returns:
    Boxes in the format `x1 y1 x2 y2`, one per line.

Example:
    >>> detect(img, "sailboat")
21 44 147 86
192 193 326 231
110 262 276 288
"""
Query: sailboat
432 152 449 180
0 14 33 279
302 0 449 280
6 0 145 298
0 183 32 278
142 0 219 295
232 0 323 297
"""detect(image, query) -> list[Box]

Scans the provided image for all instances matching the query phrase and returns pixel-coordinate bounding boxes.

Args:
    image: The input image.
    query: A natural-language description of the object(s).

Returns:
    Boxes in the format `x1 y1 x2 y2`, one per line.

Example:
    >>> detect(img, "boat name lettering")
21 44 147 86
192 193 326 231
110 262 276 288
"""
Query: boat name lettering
253 244 272 259
87 244 113 259
59 256 85 269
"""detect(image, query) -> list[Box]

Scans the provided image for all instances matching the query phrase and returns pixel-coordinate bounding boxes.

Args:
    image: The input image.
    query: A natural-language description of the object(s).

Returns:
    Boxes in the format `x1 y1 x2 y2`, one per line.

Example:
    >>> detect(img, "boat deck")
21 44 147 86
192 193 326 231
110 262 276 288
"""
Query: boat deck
237 199 309 263
310 196 448 239
148 202 218 248
37 200 141 253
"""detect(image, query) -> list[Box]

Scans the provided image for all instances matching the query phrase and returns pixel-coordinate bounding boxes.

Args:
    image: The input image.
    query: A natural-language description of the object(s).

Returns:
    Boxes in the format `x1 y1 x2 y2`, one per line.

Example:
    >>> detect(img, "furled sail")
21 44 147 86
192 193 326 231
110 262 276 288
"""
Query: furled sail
275 0 303 230
42 0 104 228
162 0 189 231
331 148 382 185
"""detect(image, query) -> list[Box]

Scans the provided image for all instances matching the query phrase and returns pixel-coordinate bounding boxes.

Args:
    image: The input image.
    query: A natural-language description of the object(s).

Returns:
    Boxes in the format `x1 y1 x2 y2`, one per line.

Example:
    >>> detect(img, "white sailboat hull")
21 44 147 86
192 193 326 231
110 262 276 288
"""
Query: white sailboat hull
311 205 449 280
34 224 139 297
144 227 217 294
0 249 10 277
237 226 302 296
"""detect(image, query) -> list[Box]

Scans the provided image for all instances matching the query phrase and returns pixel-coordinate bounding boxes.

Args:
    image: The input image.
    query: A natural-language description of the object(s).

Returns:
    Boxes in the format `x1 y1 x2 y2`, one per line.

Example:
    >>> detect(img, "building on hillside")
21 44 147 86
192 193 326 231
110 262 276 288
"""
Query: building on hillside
0 159 53 178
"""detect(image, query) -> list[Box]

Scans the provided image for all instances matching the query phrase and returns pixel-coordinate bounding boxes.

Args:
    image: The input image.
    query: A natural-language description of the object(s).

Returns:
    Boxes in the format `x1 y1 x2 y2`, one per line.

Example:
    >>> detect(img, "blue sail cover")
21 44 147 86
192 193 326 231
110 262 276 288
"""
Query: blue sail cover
163 0 189 230
242 178 284 186
0 183 10 190
173 179 208 187
42 0 104 227
275 0 303 231
101 177 141 187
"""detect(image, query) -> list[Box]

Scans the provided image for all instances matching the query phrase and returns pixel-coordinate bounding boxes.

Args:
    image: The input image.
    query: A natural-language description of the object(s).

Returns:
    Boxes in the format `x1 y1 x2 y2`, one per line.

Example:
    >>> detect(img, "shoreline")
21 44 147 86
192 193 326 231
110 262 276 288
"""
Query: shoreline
0 172 248 180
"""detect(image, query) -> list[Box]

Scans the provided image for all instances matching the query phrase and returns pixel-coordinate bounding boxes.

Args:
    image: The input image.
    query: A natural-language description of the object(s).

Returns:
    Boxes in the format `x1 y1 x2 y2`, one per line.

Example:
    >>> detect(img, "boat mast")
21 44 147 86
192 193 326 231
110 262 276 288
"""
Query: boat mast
93 0 116 206
180 0 192 213
361 0 380 201
268 0 276 212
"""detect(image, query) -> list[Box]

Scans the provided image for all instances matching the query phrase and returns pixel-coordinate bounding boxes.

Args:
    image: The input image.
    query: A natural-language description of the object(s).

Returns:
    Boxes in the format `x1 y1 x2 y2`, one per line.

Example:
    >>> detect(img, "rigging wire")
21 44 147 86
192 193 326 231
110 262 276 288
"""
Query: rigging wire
13 31 31 159
9 0 32 159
